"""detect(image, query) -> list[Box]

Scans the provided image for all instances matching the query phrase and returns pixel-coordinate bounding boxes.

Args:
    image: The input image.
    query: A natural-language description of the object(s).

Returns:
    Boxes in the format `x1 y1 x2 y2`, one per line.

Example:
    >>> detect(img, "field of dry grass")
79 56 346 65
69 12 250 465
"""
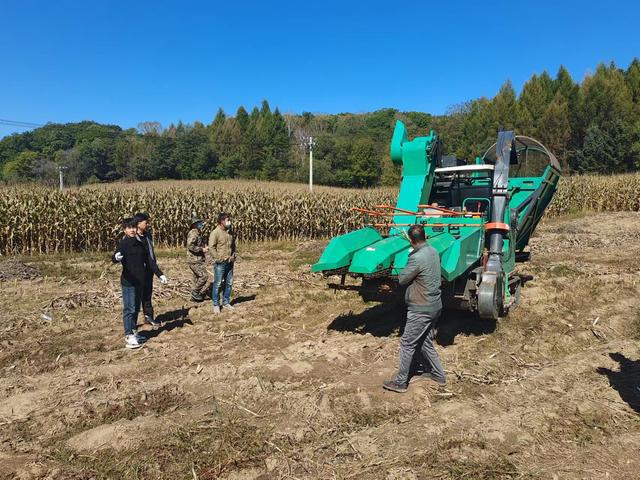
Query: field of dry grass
1 212 640 479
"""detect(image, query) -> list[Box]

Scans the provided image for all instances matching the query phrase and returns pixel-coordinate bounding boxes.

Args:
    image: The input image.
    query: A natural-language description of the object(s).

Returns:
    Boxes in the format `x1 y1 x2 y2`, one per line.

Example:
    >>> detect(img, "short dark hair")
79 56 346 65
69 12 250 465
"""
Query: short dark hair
122 217 137 228
217 212 231 225
408 225 426 243
133 212 149 223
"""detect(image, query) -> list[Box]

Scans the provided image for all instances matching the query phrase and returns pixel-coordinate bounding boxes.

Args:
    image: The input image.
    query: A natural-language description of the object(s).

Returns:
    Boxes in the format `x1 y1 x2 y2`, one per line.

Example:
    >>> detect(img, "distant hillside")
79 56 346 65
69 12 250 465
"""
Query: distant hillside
1 59 639 187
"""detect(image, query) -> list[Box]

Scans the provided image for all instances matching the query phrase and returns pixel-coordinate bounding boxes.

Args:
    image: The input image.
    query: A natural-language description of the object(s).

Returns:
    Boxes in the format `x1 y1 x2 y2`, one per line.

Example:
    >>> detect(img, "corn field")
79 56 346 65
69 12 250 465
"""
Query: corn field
0 181 395 254
1 175 639 255
546 173 640 217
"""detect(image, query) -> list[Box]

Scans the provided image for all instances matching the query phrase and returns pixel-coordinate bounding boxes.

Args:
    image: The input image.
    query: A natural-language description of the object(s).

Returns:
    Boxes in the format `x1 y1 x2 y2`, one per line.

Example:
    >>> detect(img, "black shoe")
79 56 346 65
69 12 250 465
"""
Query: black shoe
191 292 204 302
421 372 446 386
144 315 161 326
382 380 408 393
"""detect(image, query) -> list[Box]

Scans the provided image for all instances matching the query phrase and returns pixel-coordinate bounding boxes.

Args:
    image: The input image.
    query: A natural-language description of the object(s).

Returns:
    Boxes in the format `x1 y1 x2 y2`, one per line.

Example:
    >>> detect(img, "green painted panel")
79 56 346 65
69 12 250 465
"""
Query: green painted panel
391 247 410 275
507 166 561 251
311 227 383 272
439 228 484 281
501 237 515 275
427 232 457 254
508 176 543 214
390 227 484 281
391 232 454 274
349 235 409 274
389 121 436 232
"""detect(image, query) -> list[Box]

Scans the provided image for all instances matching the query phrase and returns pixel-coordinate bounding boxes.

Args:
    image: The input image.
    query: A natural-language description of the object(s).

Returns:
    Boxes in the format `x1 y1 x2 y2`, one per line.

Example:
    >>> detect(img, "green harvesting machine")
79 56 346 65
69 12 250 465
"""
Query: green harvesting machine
312 121 561 320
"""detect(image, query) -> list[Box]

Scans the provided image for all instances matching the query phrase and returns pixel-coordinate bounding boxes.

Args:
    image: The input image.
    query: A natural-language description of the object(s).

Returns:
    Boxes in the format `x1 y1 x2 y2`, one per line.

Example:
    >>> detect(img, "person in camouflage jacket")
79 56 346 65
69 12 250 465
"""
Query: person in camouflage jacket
187 217 209 302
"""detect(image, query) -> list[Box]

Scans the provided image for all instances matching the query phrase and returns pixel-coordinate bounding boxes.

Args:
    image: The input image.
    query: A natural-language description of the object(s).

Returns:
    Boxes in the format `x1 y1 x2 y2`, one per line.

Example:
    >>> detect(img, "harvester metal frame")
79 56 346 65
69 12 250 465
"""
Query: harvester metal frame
312 121 561 320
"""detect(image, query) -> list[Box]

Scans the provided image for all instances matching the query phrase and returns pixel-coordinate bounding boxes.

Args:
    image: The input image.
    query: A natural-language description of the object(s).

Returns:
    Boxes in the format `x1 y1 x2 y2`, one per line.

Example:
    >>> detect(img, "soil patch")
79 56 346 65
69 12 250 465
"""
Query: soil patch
0 258 39 281
1 215 640 479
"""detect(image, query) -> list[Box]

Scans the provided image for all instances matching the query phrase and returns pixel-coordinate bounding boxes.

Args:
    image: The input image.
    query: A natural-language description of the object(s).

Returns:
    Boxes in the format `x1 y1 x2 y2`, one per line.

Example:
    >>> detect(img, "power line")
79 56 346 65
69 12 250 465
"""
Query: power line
0 118 46 129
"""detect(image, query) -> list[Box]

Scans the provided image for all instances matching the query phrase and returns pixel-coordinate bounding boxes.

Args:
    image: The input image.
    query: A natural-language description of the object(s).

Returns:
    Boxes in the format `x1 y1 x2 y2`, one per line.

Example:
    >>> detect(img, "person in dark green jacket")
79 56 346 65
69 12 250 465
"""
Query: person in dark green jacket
383 225 445 393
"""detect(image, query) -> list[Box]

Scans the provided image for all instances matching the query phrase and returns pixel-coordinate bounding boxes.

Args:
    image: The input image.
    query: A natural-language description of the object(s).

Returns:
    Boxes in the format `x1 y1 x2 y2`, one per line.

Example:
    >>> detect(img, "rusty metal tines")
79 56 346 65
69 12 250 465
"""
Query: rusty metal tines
372 223 483 228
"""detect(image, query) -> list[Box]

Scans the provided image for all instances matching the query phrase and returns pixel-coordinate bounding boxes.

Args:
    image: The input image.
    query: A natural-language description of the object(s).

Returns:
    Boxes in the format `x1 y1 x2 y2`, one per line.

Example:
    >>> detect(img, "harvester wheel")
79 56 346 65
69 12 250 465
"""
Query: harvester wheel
477 272 503 320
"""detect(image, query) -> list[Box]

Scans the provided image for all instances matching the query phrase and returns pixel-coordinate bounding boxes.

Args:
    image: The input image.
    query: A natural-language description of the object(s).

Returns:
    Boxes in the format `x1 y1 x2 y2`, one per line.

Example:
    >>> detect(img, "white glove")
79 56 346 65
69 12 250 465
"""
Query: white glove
114 252 123 262
159 275 168 285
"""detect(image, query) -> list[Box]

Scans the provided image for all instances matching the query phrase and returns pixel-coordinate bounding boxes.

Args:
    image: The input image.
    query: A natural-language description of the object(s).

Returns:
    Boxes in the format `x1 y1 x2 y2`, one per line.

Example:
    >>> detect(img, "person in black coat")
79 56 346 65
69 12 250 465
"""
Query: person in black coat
112 217 148 349
133 212 168 326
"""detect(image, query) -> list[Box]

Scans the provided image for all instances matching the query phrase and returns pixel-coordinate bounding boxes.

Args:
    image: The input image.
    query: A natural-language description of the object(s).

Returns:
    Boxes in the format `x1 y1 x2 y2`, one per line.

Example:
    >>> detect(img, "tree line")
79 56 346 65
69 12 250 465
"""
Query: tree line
1 59 639 187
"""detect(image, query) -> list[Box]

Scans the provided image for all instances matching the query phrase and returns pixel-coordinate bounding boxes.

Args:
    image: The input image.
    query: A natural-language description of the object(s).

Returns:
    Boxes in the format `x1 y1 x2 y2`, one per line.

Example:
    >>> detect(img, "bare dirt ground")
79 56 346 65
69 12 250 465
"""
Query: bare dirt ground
1 212 639 480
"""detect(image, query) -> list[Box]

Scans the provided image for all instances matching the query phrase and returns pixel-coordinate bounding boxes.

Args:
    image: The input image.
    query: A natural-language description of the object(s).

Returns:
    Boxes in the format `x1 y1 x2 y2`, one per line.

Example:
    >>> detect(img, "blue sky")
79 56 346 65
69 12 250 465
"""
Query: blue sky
1 0 639 138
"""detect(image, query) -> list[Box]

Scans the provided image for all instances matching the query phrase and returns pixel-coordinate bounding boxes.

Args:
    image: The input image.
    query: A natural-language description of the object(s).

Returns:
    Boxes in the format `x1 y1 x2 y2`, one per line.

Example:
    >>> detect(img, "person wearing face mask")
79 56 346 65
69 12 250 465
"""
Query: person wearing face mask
208 212 236 314
112 217 148 349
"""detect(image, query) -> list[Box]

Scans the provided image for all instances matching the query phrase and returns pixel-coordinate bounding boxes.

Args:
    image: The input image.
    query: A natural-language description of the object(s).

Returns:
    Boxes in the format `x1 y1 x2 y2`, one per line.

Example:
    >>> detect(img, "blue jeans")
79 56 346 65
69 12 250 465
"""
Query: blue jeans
122 283 142 335
212 261 234 307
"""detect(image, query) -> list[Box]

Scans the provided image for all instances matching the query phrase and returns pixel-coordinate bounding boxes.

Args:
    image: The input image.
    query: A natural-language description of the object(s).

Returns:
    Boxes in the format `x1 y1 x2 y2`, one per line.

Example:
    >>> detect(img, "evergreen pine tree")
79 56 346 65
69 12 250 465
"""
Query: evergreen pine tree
537 93 571 171
235 106 250 132
517 72 555 137
349 138 380 187
577 63 635 171
209 108 227 156
489 81 518 133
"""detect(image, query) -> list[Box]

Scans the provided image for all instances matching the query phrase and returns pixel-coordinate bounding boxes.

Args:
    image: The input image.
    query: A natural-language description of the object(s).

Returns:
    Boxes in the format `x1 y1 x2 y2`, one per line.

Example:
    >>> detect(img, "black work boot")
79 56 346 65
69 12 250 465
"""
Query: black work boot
144 315 160 327
191 291 204 302
382 380 408 393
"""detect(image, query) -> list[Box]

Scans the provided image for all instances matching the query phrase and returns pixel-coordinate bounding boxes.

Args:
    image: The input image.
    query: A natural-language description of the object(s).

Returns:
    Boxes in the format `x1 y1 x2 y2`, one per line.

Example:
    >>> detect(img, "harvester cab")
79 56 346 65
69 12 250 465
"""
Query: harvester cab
312 121 561 320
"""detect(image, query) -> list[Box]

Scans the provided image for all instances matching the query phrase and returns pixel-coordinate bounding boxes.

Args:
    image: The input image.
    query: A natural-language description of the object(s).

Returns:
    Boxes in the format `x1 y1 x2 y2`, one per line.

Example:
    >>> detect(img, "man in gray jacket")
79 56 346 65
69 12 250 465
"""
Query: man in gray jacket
383 225 445 393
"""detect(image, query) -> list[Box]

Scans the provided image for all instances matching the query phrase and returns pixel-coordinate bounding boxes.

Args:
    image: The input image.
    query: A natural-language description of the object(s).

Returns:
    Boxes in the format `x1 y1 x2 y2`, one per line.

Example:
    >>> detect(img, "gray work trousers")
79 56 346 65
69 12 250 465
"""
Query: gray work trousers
394 309 445 385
